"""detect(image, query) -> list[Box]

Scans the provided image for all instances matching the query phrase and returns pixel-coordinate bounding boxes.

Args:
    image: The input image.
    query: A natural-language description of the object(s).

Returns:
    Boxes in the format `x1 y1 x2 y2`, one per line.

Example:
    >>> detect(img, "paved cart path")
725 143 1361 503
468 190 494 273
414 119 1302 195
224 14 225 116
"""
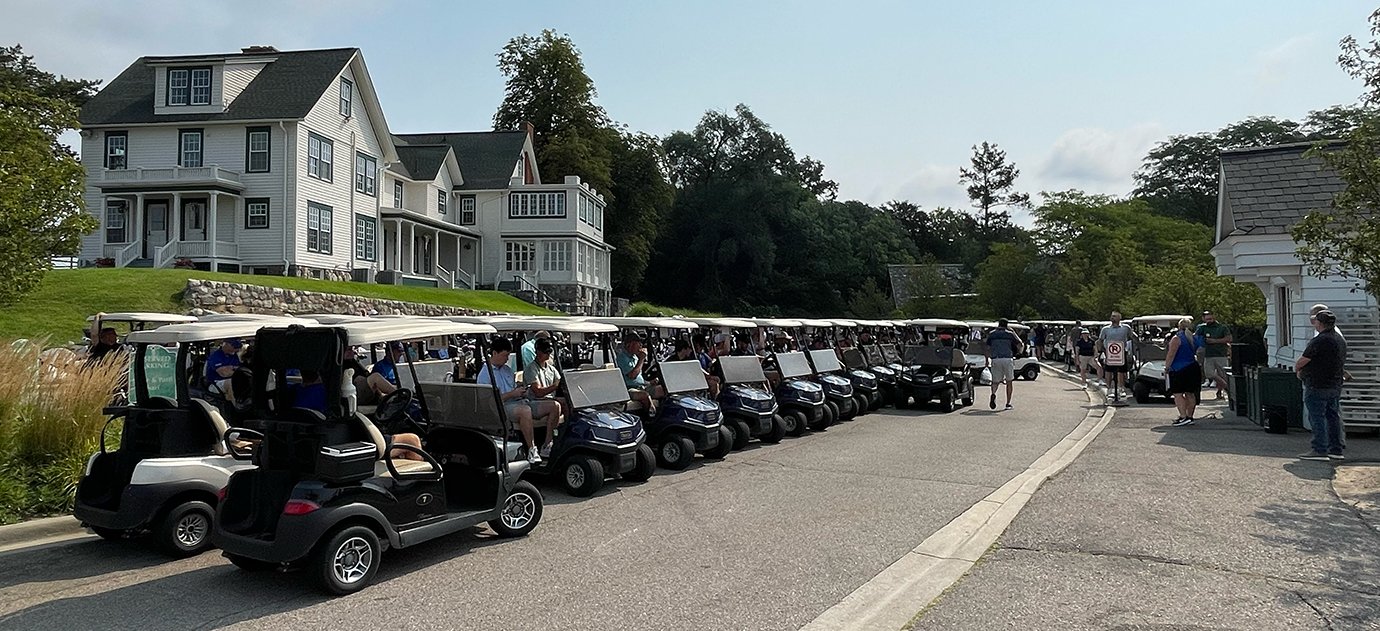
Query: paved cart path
0 377 1088 631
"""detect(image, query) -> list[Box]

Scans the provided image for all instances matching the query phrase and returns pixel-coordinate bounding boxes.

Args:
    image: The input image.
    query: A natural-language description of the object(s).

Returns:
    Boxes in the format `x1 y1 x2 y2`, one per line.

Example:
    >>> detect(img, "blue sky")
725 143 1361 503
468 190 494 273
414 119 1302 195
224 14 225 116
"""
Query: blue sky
4 0 1370 215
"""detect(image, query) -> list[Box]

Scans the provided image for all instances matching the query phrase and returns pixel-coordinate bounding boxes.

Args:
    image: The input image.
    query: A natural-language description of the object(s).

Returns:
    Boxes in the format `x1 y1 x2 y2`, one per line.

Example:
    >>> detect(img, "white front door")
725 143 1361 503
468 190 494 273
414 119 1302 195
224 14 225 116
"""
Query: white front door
182 200 207 242
143 201 169 258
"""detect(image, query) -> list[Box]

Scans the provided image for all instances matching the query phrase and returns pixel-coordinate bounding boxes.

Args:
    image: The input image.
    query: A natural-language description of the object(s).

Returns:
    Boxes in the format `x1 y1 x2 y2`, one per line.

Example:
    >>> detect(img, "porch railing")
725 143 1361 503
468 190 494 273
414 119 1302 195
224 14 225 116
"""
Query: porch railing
114 242 141 268
435 263 455 289
154 240 241 267
154 239 180 269
99 165 243 185
454 267 475 290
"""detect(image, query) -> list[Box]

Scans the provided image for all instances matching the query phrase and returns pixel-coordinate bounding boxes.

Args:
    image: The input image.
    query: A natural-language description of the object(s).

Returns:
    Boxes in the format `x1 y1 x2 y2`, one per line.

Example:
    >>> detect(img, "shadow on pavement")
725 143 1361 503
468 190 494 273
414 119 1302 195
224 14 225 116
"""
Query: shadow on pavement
1253 495 1380 597
0 538 172 590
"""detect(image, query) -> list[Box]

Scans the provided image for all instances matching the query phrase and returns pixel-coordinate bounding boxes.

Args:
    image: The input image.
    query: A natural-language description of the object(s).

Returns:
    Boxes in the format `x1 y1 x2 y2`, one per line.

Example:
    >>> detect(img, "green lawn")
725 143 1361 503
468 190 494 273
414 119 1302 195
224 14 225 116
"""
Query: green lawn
624 301 722 317
2 269 557 344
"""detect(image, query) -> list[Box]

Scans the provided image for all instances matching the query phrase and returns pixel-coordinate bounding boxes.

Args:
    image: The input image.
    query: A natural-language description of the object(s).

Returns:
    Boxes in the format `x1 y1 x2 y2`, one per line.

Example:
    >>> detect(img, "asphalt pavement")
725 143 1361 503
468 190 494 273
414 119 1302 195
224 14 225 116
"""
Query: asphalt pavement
0 375 1086 631
912 390 1380 630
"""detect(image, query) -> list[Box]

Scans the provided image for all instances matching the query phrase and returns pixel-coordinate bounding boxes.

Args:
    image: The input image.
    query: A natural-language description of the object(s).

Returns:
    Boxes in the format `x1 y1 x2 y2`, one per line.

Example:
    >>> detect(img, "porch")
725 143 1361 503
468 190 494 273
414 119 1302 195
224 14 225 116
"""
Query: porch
98 189 242 269
380 209 479 290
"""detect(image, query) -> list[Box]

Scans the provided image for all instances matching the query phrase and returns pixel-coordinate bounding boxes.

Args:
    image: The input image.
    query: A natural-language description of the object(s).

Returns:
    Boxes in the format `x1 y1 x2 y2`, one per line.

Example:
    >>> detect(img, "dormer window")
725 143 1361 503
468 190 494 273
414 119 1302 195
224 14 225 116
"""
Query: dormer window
167 67 212 106
339 78 353 117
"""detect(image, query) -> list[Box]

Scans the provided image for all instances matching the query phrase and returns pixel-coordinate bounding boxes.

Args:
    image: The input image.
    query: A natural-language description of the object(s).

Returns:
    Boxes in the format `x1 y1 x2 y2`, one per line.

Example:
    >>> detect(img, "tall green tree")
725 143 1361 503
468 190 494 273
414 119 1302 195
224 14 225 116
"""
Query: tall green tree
493 30 608 160
605 132 673 295
0 45 98 305
958 141 1029 233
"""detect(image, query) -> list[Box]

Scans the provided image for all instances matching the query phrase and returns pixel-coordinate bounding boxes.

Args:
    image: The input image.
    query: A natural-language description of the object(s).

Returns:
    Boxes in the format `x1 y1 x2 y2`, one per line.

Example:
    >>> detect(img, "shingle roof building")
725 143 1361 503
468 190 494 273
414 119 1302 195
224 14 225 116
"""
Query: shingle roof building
393 131 528 190
1217 142 1347 239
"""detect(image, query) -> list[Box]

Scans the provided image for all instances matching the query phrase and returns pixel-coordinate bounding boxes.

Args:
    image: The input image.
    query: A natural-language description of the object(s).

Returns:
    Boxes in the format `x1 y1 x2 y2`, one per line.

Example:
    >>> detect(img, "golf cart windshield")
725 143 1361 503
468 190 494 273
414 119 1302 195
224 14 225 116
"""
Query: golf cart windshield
863 345 885 365
719 356 768 384
881 344 900 363
842 348 867 370
808 349 842 373
776 352 813 379
660 360 709 394
904 345 966 369
565 367 631 409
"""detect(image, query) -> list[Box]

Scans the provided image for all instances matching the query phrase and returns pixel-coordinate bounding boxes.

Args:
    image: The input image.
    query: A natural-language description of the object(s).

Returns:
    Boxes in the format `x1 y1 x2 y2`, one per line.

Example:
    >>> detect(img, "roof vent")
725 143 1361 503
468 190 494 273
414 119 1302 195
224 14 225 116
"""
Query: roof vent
240 45 279 55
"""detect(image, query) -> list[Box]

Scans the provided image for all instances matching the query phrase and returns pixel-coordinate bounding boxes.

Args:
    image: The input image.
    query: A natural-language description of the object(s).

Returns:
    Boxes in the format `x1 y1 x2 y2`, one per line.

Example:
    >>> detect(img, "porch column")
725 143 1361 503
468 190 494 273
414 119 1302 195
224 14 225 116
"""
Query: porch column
407 222 415 274
171 192 182 242
208 193 219 263
431 230 439 278
134 193 146 250
392 220 402 271
454 235 462 289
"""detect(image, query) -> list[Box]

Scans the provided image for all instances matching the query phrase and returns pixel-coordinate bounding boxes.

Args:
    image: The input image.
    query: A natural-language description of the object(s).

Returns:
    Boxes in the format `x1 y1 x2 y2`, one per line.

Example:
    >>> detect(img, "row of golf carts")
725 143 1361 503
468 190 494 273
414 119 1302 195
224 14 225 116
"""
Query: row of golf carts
1028 315 1193 403
69 313 1025 595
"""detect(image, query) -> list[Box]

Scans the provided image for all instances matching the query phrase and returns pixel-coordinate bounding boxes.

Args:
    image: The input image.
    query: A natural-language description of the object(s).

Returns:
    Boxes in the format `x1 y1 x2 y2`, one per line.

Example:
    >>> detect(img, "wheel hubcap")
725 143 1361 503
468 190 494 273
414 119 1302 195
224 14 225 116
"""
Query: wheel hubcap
175 512 208 548
663 442 681 462
501 492 535 529
332 537 373 584
566 464 585 488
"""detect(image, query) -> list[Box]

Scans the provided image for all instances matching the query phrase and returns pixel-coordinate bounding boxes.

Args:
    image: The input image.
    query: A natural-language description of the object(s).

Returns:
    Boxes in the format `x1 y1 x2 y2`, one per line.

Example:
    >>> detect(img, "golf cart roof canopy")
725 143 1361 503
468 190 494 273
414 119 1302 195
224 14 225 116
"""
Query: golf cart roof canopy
911 318 970 329
582 316 700 331
746 318 803 328
775 351 814 379
683 317 758 329
660 360 711 394
808 348 843 372
1131 315 1193 325
196 312 316 323
444 316 617 334
125 319 318 344
293 314 377 324
824 319 858 327
87 312 198 325
318 320 495 345
797 318 837 328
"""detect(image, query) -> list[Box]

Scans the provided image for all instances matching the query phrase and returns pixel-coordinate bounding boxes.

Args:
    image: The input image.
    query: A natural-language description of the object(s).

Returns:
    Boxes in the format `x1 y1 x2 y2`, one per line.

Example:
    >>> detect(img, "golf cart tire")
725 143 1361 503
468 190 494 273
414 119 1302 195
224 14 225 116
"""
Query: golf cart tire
156 499 215 558
703 426 734 458
824 400 840 426
812 405 834 432
852 394 869 418
761 414 787 443
489 480 543 537
91 526 125 541
732 420 752 450
226 553 277 572
789 411 809 437
312 525 381 595
938 389 956 413
624 443 657 483
1132 381 1151 404
839 398 856 421
961 393 974 407
658 436 697 470
1021 366 1039 381
869 393 883 411
562 455 605 497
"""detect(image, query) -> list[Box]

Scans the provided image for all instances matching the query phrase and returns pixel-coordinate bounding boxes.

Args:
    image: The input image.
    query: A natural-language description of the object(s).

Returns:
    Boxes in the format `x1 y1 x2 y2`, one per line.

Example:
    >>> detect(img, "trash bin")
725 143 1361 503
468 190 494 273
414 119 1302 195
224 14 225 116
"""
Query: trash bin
1244 365 1263 424
1263 404 1289 434
1230 370 1249 417
1257 368 1304 430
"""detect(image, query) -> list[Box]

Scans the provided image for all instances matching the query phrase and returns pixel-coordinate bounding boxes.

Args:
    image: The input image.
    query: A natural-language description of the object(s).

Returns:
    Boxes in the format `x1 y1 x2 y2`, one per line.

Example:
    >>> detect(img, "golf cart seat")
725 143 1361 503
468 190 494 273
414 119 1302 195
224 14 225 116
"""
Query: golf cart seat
188 398 232 456
350 412 434 476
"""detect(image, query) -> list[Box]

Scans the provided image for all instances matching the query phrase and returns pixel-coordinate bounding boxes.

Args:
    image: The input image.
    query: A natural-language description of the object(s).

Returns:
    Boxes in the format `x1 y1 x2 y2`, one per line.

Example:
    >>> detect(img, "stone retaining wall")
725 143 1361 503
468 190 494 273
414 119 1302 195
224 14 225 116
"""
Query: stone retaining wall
181 279 502 317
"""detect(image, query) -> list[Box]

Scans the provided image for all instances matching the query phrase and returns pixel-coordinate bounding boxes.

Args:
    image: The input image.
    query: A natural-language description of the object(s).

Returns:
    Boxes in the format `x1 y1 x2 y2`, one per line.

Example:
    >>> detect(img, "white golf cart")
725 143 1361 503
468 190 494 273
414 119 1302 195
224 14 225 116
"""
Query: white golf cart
963 321 1041 385
1129 314 1192 404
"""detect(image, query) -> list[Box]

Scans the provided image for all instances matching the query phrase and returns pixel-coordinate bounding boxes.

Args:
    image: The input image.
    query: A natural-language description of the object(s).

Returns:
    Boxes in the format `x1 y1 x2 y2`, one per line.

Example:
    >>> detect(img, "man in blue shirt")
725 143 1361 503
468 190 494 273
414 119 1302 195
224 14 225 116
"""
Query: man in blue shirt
985 319 1024 411
205 339 243 402
479 337 541 463
367 343 405 398
615 332 656 414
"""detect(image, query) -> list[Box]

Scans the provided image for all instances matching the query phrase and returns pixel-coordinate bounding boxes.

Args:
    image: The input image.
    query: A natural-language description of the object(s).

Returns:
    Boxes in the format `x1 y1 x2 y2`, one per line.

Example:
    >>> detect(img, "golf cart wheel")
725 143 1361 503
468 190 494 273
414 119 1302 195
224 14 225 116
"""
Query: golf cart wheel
703 426 734 459
1021 366 1039 381
156 500 214 558
852 394 869 418
961 393 974 407
313 525 380 595
869 393 883 411
658 436 697 470
938 389 956 413
623 443 656 483
226 553 276 571
811 405 834 431
1132 381 1151 404
732 420 752 450
761 414 787 443
90 526 126 541
788 411 809 437
489 480 543 537
561 455 605 497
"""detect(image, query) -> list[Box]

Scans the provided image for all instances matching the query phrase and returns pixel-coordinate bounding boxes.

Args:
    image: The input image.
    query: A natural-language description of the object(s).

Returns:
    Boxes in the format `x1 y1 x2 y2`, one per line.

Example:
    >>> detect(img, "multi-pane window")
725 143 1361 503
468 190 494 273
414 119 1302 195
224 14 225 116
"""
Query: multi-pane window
437 189 447 215
307 202 333 254
355 153 377 196
459 196 476 225
104 132 127 169
1277 286 1292 347
307 132 333 182
576 193 605 230
105 201 127 243
190 68 212 105
508 192 566 218
392 180 403 208
339 78 353 117
167 67 210 106
576 242 590 281
246 127 270 172
179 130 203 167
543 240 571 272
245 198 269 229
355 214 376 261
167 69 189 105
505 241 535 272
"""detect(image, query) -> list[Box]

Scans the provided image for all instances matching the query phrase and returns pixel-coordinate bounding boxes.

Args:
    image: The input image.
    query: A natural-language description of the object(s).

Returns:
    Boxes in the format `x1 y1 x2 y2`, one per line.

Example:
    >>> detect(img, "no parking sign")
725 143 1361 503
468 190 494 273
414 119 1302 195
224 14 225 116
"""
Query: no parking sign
1105 341 1126 367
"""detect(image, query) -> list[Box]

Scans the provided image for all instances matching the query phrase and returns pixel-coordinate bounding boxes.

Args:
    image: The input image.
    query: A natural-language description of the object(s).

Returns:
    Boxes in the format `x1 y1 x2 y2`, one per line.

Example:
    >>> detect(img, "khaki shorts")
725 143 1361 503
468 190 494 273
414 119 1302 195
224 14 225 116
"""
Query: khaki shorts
990 358 1016 384
1203 356 1229 379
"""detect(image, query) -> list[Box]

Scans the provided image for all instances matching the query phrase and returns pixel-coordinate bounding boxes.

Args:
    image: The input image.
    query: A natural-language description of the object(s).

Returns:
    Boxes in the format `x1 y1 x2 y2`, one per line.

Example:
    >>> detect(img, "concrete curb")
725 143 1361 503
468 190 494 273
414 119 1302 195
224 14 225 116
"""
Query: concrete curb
801 370 1115 631
0 515 89 553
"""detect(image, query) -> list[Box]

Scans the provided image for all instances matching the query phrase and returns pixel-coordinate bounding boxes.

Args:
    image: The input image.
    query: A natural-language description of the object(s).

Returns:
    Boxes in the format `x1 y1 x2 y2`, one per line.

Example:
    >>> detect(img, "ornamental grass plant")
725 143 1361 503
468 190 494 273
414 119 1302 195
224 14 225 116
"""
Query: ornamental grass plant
0 340 126 523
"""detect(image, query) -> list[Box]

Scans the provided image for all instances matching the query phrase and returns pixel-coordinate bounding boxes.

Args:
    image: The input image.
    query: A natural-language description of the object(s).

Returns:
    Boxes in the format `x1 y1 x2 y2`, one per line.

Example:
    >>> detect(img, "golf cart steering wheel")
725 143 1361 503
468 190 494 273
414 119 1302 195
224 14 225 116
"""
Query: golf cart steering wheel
375 388 424 434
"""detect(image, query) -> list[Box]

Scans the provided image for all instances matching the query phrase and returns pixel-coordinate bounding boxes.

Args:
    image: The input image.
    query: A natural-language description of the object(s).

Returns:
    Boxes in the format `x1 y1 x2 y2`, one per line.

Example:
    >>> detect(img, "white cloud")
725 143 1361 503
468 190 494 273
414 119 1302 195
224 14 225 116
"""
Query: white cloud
1254 34 1317 88
1033 123 1167 194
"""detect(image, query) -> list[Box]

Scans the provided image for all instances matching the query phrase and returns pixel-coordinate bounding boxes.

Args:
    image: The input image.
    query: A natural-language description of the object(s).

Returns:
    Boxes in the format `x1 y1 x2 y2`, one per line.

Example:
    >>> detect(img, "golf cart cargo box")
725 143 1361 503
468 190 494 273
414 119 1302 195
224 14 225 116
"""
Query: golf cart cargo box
316 442 379 484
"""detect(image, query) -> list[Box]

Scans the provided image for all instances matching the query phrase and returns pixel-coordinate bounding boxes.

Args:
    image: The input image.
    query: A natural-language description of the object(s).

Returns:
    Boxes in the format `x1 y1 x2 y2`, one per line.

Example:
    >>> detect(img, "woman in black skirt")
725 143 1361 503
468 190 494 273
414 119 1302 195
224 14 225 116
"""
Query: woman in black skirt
1166 317 1205 426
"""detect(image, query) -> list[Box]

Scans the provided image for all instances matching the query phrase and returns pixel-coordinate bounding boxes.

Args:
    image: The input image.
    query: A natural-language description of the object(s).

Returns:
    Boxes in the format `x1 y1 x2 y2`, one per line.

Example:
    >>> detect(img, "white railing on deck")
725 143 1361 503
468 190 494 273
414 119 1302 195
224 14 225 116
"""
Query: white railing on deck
114 242 141 268
179 241 209 257
454 268 475 290
99 165 242 185
154 240 180 268
435 263 455 289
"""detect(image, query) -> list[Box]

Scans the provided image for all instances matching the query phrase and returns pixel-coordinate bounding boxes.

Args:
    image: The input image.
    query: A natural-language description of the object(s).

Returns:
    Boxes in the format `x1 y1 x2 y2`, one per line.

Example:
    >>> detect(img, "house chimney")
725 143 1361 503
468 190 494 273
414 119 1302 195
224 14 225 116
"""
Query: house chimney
241 45 279 55
522 121 535 138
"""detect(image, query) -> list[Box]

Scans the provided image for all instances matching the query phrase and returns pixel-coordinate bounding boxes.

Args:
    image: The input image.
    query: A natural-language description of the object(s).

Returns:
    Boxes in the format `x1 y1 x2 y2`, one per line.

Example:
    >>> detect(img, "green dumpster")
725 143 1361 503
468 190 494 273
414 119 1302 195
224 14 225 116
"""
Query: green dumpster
1257 368 1304 429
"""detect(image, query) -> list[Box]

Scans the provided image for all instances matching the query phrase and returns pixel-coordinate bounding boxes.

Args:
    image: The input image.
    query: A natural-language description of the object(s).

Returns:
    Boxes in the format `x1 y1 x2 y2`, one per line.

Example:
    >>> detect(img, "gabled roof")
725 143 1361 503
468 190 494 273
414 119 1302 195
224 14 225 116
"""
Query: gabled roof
1218 141 1347 240
394 144 451 181
393 131 528 190
80 48 359 126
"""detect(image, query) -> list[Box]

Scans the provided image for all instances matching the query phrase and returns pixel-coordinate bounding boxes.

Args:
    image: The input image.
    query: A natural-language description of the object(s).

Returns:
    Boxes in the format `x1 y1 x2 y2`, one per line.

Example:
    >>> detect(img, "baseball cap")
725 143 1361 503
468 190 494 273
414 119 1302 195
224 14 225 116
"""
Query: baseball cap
226 339 244 349
623 331 643 343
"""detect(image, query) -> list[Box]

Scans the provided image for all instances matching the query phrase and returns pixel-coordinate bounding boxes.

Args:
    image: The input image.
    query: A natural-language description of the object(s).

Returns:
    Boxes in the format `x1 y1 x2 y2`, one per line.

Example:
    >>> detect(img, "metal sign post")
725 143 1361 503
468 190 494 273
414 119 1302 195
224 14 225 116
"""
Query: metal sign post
1104 341 1127 405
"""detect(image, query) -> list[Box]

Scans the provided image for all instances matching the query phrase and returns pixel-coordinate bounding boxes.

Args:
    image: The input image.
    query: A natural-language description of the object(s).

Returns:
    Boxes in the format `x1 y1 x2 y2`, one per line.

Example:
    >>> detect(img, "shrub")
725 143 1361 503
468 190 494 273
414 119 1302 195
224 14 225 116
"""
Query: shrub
0 340 127 523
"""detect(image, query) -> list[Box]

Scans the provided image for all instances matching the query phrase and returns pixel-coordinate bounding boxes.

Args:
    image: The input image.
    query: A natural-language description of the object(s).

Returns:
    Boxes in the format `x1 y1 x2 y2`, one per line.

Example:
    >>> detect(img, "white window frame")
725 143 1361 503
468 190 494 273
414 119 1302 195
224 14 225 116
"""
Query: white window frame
190 68 212 105
307 202 333 254
543 240 571 272
505 241 536 272
437 189 447 215
246 127 270 173
459 196 476 225
1276 285 1292 348
105 132 127 170
179 130 203 168
509 192 567 218
392 180 403 208
246 199 270 229
355 214 376 261
167 69 190 105
105 201 127 243
339 78 353 117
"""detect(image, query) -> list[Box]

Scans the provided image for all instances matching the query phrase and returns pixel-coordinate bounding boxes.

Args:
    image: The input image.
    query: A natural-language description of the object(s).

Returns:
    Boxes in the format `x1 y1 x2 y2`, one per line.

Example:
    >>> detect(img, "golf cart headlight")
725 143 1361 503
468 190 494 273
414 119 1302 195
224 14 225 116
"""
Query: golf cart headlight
931 375 945 383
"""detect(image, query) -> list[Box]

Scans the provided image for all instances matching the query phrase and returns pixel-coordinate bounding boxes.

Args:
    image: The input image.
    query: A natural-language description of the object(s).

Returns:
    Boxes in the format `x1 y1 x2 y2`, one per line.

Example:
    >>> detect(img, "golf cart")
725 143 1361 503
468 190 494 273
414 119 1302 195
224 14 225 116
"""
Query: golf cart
84 312 198 346
73 318 310 557
713 354 791 441
964 321 1042 384
647 360 732 467
1129 314 1190 404
767 351 829 431
821 318 881 413
796 319 860 422
895 320 974 412
855 321 901 407
213 318 545 595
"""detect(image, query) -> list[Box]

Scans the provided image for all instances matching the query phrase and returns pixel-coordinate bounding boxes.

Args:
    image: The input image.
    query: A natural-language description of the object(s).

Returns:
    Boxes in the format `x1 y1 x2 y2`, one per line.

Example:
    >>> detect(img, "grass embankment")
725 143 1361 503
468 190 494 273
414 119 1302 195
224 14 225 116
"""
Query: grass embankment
2 269 557 343
624 301 722 317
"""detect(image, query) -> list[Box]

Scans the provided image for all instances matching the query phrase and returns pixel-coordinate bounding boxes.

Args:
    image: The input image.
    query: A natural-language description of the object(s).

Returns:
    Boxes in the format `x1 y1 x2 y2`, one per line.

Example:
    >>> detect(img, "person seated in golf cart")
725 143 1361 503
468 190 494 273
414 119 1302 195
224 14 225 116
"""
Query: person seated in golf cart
478 337 545 463
615 332 658 414
729 334 756 357
205 338 244 404
366 342 406 397
689 337 722 398
86 314 122 364
660 339 720 398
522 337 565 454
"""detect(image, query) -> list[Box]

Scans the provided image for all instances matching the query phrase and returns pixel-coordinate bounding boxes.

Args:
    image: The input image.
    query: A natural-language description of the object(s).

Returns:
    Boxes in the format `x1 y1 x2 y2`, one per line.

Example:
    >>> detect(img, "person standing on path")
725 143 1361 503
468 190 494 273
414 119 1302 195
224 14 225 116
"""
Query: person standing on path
1074 329 1096 389
1195 311 1232 400
1097 311 1133 401
985 319 1024 410
1295 310 1348 461
1167 318 1205 426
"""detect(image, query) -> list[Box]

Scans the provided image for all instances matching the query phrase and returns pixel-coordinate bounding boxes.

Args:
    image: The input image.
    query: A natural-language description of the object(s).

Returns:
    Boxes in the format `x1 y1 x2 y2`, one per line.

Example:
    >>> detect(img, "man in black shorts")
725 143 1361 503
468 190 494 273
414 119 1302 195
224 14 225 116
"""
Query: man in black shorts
1097 311 1133 402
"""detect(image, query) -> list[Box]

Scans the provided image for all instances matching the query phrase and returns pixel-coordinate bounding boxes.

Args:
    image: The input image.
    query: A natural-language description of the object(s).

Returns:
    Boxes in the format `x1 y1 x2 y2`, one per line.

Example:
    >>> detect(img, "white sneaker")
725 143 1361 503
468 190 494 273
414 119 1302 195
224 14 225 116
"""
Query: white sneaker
539 443 552 458
528 449 543 464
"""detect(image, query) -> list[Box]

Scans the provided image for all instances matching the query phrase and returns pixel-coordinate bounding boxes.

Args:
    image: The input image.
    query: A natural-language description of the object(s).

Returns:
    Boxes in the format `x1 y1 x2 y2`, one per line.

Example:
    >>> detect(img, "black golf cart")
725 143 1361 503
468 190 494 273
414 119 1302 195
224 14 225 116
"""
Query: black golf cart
767 351 828 432
895 344 974 412
213 319 543 595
